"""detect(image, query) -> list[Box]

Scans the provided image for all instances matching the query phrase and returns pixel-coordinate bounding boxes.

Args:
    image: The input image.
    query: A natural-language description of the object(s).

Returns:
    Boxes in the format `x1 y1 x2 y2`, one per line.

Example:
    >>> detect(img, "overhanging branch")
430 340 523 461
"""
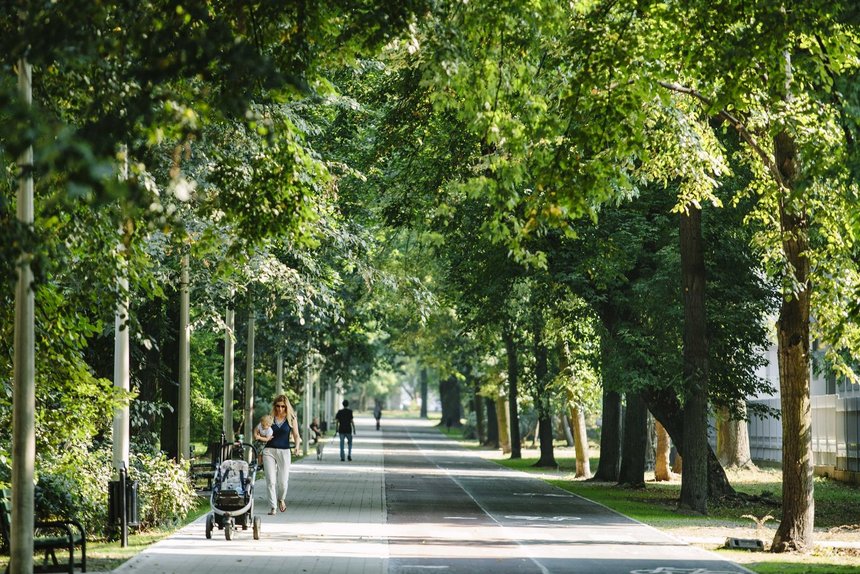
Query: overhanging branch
657 80 786 191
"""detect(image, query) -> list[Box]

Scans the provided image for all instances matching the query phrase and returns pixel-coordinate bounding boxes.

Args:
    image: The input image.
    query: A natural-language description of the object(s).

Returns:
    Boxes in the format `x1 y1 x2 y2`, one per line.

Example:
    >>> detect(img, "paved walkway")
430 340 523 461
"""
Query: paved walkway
114 418 387 574
112 418 751 574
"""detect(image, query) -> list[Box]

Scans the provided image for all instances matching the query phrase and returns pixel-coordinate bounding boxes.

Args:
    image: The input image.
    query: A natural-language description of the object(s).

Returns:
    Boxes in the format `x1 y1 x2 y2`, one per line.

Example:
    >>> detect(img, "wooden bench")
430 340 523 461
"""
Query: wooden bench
0 489 86 573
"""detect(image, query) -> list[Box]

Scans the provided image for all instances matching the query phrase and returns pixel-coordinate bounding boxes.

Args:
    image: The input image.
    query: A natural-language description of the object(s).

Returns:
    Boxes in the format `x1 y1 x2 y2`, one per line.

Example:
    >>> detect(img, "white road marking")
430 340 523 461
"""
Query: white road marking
504 515 581 522
513 492 572 497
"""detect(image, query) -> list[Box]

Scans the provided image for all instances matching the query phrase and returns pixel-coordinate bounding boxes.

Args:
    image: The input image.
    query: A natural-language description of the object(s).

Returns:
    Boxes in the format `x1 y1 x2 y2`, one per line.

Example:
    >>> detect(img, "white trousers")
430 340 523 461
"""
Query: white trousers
262 447 291 509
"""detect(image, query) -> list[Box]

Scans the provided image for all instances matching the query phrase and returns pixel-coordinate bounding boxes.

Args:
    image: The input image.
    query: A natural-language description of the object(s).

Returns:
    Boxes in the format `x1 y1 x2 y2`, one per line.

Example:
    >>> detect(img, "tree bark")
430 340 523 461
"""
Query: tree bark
473 379 485 444
561 413 575 447
655 421 673 481
485 397 499 448
439 375 462 428
420 368 429 418
673 453 683 475
571 405 591 478
716 403 755 470
533 313 557 467
618 392 647 487
642 386 735 498
504 328 522 459
496 397 511 454
158 293 180 460
772 125 814 553
593 389 622 481
645 412 656 472
679 206 709 514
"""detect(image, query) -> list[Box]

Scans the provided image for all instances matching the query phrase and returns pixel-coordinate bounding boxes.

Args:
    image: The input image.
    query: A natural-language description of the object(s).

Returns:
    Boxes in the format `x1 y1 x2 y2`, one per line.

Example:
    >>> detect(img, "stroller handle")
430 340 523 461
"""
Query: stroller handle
219 441 260 471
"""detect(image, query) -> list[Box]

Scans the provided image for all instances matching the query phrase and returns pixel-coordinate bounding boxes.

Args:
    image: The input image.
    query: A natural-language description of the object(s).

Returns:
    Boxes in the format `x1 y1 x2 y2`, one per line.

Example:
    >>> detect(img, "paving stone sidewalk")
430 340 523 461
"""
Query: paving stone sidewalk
112 418 387 574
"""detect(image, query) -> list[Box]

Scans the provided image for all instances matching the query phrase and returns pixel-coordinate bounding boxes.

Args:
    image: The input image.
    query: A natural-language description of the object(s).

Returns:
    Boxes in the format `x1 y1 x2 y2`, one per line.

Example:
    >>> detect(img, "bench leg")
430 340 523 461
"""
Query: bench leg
45 548 59 566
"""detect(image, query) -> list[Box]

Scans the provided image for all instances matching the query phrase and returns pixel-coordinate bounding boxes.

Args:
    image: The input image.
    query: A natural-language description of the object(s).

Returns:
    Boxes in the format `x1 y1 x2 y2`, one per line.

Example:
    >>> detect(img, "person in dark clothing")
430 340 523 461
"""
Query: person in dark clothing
335 400 356 461
373 404 382 430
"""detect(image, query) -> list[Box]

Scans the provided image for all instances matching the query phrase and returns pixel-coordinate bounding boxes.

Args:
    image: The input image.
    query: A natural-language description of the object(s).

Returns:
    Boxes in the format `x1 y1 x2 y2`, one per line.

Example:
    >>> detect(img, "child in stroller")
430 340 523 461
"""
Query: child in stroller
205 442 261 540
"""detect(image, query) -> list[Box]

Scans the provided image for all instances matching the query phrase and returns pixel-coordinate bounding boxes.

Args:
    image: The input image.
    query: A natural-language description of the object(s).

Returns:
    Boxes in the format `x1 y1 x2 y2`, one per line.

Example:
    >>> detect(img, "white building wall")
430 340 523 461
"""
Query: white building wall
747 341 860 477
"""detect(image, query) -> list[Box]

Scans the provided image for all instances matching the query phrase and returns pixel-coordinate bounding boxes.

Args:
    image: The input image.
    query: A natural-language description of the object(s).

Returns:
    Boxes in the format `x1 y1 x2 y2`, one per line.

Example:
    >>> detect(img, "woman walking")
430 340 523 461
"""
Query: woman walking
258 394 300 514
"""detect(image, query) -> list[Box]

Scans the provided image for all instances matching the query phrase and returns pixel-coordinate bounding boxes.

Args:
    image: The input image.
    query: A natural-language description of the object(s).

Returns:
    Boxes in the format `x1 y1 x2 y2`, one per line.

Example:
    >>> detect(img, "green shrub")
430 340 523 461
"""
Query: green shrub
28 446 196 538
129 452 196 530
34 446 113 537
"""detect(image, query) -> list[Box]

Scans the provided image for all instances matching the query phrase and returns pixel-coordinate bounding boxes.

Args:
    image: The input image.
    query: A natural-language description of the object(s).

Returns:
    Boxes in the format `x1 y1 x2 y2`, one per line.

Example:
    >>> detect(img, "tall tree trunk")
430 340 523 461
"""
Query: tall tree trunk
469 374 484 444
679 206 709 514
177 252 191 461
496 397 511 454
159 294 180 460
593 389 622 481
473 380 485 444
561 413 574 447
243 304 256 446
420 368 428 419
223 297 235 441
645 412 656 472
571 405 591 478
533 313 556 467
772 123 814 552
439 375 462 428
655 421 673 481
672 453 683 475
716 403 755 469
643 386 734 497
11 57 35 574
504 328 522 459
558 339 590 476
618 392 647 487
485 397 499 448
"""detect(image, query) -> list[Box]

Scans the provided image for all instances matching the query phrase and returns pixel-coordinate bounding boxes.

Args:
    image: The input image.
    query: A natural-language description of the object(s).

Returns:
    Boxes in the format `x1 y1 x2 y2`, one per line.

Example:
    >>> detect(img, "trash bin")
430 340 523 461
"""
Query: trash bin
109 478 140 527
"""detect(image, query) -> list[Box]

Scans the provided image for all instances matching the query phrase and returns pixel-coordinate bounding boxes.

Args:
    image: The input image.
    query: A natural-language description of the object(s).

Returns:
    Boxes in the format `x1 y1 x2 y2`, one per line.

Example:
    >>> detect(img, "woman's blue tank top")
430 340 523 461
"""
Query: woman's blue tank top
267 417 293 449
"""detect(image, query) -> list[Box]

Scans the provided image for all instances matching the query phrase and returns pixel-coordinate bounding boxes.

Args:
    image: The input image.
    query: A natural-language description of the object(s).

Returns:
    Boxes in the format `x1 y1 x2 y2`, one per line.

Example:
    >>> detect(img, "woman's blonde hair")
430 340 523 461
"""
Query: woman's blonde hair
270 394 296 420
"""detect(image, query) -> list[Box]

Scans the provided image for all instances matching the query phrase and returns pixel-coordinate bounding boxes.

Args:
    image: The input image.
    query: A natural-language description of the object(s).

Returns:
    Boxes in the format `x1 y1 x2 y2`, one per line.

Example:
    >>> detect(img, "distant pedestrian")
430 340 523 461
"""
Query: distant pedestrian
310 416 323 444
373 404 382 430
335 400 356 461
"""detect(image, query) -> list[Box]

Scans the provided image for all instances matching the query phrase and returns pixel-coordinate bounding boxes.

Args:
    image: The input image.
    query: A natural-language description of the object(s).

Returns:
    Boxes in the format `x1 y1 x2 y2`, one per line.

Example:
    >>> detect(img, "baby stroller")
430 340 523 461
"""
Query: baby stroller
205 441 261 540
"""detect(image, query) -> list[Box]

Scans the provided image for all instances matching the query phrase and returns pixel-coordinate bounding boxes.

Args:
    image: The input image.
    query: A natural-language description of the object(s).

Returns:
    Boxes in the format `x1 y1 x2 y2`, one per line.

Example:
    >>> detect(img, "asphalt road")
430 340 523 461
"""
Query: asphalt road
382 420 752 574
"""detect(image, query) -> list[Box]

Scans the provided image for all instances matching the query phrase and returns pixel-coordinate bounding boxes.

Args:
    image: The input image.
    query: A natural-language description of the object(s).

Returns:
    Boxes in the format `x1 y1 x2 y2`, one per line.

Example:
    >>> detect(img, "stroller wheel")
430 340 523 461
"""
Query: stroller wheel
253 516 261 540
225 522 233 541
205 513 214 539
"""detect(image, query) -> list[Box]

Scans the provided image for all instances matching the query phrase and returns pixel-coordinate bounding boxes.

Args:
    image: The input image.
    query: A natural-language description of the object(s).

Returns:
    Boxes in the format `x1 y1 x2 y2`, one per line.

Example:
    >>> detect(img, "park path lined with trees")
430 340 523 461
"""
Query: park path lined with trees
2 2 860 573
